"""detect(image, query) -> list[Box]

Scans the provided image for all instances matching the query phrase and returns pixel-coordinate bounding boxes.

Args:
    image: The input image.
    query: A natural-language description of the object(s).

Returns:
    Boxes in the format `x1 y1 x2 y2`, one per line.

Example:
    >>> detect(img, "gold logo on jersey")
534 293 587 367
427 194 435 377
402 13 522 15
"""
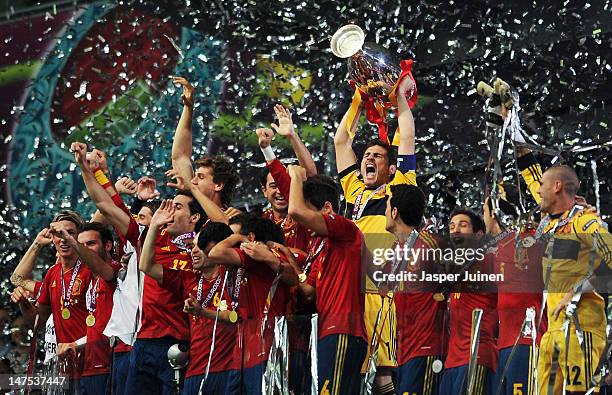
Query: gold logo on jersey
72 278 83 296
161 246 171 251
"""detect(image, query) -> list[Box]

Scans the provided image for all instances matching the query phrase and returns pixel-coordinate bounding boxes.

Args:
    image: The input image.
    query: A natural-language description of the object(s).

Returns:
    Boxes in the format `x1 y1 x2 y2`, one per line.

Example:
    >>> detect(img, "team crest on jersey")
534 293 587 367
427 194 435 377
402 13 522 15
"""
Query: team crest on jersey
72 278 83 296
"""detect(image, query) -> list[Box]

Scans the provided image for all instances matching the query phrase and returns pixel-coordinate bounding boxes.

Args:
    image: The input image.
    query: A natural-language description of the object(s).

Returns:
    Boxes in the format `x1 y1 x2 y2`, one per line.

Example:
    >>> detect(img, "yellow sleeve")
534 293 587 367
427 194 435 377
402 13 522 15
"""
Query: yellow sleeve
573 211 612 267
386 169 417 195
338 164 364 205
517 153 542 204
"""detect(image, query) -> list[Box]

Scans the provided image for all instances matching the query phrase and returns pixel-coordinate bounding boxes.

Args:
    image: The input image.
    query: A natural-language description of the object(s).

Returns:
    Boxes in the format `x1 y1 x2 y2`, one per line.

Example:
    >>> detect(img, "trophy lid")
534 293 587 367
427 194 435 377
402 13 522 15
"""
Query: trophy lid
330 24 365 58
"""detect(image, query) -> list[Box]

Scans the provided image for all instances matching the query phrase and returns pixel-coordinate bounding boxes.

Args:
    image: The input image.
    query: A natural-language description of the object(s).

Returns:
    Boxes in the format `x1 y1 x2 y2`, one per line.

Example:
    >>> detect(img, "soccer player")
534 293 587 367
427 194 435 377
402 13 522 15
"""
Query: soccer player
208 213 295 395
140 215 237 395
439 208 498 395
11 210 92 389
167 76 238 218
53 221 121 395
384 184 447 395
287 165 367 395
483 188 545 395
71 142 208 395
334 71 418 394
256 104 316 251
528 163 612 394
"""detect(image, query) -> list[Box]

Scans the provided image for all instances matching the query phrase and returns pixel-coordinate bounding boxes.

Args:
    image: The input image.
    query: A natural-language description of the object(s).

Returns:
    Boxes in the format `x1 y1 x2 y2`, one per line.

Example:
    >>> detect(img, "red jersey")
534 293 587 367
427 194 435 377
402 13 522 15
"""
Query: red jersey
124 219 191 341
161 266 236 376
38 261 94 344
266 159 311 251
445 255 497 370
493 231 546 349
395 234 446 365
307 214 366 341
232 248 289 369
82 262 121 377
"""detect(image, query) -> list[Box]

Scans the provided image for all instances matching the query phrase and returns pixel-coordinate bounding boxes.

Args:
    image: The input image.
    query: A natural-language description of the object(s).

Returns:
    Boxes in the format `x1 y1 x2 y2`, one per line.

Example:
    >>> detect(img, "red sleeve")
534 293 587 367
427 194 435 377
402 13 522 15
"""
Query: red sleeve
322 214 360 242
37 269 53 306
267 159 291 200
233 247 255 268
160 267 184 297
111 194 131 216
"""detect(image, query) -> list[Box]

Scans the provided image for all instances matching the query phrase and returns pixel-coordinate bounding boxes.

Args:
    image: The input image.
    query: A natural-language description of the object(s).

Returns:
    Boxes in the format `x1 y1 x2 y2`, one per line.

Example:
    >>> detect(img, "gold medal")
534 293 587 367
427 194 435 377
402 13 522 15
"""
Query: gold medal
86 314 96 327
61 308 71 320
433 293 445 302
228 311 238 324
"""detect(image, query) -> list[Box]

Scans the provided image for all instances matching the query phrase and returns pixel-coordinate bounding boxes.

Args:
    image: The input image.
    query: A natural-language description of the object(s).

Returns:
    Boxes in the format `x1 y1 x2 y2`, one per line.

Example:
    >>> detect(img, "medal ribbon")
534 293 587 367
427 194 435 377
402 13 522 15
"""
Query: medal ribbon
227 267 244 310
60 259 82 308
352 184 387 221
86 277 100 314
171 231 196 251
303 237 326 274
198 274 222 308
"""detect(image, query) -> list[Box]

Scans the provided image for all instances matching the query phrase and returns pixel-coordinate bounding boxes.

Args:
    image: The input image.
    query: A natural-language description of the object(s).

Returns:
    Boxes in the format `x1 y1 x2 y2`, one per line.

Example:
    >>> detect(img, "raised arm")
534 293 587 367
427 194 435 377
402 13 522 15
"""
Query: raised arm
396 77 416 156
165 169 229 224
287 165 328 236
170 77 195 182
71 142 132 236
50 223 116 282
138 200 174 283
240 242 298 286
10 228 52 292
271 104 317 177
208 233 249 267
333 104 360 174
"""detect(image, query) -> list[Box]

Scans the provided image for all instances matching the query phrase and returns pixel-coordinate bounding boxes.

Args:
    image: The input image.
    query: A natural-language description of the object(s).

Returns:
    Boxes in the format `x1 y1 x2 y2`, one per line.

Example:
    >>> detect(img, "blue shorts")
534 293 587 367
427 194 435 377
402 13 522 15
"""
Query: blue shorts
112 350 130 395
125 338 185 395
182 371 231 395
318 334 367 395
80 374 109 395
493 345 535 395
439 364 494 395
396 355 442 395
225 362 266 395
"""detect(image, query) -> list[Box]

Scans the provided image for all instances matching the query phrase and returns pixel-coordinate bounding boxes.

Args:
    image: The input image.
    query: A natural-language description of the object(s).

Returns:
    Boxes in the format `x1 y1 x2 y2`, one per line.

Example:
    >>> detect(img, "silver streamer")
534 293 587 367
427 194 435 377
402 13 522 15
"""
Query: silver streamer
466 308 483 394
309 314 318 395
591 159 601 215
262 316 289 395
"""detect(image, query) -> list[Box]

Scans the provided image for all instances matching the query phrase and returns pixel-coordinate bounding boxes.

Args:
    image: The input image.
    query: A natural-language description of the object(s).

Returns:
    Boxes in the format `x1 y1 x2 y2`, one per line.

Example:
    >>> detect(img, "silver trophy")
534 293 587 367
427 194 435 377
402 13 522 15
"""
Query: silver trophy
330 24 401 99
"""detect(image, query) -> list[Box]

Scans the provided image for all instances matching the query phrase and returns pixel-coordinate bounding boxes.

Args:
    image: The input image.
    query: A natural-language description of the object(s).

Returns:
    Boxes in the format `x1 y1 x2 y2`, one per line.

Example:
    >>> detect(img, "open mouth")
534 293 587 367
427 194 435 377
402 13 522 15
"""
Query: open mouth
365 162 376 178
58 245 71 252
274 195 286 204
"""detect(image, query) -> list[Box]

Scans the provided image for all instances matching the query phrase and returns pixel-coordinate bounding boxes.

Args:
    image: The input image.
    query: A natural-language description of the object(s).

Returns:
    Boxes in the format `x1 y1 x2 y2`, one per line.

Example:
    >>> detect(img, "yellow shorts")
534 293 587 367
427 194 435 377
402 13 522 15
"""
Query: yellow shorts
361 293 397 372
537 328 604 395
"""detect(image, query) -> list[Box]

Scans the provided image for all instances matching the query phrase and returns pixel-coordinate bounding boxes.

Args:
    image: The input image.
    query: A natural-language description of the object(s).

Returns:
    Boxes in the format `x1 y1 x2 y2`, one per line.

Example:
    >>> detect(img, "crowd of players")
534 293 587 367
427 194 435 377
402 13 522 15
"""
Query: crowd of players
8 73 612 395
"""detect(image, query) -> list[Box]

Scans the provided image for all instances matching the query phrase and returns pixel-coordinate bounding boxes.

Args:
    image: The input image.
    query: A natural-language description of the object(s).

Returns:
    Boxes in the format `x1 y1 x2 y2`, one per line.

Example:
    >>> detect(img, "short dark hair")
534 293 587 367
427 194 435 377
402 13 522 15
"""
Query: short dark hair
547 164 580 196
194 155 239 206
449 207 485 234
230 213 285 244
303 175 340 213
52 210 85 232
197 222 234 250
365 140 396 167
175 190 207 232
389 184 426 227
140 201 160 215
260 168 271 188
82 222 114 246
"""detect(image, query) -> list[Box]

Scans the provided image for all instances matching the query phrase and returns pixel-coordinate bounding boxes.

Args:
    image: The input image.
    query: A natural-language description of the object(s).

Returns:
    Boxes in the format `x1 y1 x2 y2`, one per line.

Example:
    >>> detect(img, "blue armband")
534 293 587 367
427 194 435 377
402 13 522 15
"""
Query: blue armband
397 154 416 172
